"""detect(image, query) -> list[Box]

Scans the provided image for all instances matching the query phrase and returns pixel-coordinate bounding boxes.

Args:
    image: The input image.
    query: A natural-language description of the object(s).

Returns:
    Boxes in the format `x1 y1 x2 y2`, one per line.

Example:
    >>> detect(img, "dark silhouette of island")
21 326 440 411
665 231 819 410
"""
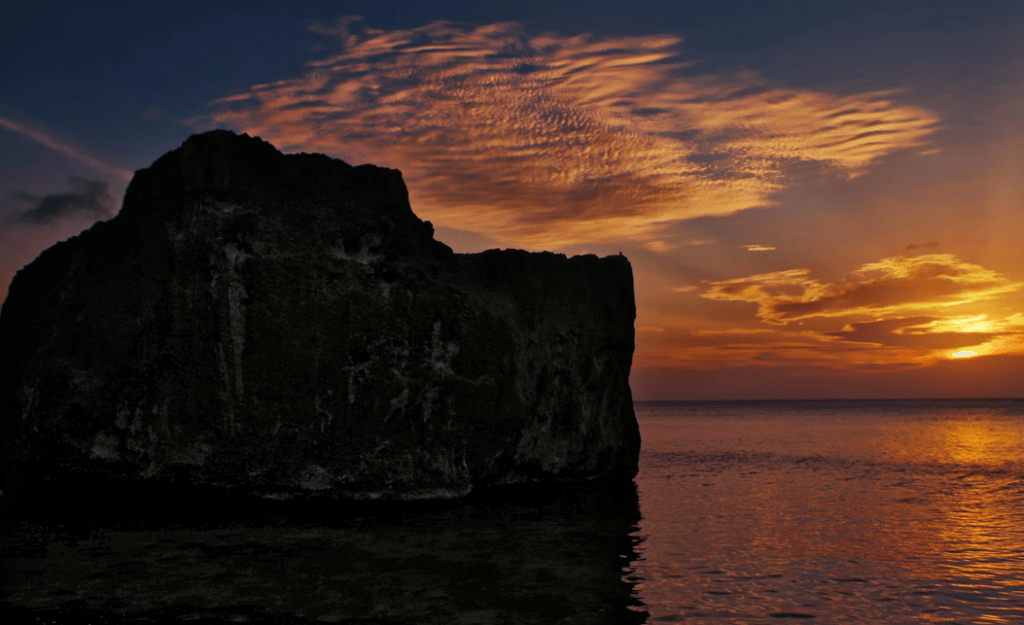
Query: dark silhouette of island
0 130 639 510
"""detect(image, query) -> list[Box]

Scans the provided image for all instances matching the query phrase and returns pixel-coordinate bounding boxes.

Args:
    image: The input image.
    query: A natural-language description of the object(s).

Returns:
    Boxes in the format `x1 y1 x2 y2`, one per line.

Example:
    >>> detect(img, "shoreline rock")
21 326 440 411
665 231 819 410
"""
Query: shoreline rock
0 130 639 507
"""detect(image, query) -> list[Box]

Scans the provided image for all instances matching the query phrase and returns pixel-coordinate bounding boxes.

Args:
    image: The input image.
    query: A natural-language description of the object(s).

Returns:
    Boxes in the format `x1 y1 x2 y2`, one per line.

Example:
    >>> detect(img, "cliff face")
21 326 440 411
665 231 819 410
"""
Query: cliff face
0 130 639 502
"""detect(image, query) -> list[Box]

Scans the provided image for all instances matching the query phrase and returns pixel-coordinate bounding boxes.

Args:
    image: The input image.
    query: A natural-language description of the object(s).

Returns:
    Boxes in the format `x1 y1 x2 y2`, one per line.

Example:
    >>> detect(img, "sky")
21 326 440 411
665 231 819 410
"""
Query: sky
2 0 1023 400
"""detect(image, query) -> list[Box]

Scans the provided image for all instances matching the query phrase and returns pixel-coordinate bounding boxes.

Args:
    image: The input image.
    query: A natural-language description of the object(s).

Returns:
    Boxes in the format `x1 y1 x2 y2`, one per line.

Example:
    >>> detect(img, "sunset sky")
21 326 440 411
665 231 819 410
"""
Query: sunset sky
2 0 1023 399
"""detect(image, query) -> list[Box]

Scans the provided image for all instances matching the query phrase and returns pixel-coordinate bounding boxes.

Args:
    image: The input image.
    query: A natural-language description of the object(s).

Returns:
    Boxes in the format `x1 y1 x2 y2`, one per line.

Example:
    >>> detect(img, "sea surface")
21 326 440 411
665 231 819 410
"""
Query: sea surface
2 398 1023 623
632 398 1024 624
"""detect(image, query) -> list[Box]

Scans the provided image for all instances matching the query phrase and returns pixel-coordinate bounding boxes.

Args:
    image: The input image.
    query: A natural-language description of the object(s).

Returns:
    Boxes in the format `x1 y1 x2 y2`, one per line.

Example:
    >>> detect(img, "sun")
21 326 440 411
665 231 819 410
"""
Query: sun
951 351 977 358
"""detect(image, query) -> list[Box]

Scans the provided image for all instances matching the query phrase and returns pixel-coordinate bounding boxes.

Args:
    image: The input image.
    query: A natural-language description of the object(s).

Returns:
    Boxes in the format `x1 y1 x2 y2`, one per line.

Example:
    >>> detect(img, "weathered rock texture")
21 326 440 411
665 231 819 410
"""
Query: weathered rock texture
0 130 638 503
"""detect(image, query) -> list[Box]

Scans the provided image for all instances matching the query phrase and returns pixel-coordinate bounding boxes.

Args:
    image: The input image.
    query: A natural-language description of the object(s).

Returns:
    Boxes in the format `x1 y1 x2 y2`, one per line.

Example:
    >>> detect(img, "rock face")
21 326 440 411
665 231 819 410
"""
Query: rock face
0 130 639 503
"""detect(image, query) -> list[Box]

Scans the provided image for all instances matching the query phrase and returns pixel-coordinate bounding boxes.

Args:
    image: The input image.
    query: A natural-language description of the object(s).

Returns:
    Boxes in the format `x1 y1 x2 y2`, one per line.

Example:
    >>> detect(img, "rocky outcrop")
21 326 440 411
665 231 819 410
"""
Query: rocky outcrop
0 130 638 504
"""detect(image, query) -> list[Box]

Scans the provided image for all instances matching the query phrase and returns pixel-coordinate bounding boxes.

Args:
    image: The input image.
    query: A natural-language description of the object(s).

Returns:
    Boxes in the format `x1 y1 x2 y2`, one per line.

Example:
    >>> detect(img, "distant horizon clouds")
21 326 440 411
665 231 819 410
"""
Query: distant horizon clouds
199 17 940 249
702 254 1024 324
691 253 1024 363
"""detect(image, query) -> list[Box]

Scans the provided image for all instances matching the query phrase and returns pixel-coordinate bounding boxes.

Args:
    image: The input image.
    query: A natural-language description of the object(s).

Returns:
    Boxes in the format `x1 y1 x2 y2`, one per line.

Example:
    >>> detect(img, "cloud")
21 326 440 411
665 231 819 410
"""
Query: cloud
824 316 1002 349
927 313 1024 335
743 244 775 251
701 254 1024 324
634 325 866 371
200 18 939 248
0 116 132 182
642 275 1024 376
10 177 116 224
643 240 674 253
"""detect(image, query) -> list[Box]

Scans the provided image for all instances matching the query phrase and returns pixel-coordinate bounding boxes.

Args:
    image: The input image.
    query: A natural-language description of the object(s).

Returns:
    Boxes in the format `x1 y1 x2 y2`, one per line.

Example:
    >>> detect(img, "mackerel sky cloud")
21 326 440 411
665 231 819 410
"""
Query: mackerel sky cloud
203 18 940 248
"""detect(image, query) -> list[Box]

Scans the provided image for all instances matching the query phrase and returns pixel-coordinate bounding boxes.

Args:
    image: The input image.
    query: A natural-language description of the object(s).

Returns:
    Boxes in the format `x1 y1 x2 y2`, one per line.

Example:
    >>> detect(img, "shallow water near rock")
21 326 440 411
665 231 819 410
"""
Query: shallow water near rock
0 482 645 624
4 398 1024 623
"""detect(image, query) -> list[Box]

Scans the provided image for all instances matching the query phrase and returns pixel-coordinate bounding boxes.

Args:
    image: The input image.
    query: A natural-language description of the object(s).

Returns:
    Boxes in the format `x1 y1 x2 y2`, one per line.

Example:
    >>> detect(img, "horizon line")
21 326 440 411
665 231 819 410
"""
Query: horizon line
632 397 1024 403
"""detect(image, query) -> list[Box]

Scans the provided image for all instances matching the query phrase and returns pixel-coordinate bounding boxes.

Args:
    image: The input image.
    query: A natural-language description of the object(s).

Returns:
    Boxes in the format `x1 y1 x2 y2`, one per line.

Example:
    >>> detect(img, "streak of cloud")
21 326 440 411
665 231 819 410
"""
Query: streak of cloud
824 317 1002 349
638 326 666 333
202 18 940 247
643 240 674 253
701 254 1024 324
743 244 775 251
0 116 133 182
10 177 116 224
635 325 873 371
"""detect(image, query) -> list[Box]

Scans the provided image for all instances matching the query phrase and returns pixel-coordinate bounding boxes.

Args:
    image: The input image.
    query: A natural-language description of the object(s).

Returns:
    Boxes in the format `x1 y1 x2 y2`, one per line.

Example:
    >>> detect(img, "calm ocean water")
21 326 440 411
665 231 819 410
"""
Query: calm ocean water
2 398 1023 623
632 398 1024 624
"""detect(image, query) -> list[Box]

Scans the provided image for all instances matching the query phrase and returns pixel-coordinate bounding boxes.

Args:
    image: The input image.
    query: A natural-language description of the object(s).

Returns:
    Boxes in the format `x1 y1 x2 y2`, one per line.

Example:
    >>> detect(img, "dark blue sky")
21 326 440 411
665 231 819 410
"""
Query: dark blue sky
3 0 1019 168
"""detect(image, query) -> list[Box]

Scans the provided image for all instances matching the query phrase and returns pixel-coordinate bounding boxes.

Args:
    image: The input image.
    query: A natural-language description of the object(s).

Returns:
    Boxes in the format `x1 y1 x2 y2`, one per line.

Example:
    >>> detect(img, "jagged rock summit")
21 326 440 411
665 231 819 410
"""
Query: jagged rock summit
0 130 639 505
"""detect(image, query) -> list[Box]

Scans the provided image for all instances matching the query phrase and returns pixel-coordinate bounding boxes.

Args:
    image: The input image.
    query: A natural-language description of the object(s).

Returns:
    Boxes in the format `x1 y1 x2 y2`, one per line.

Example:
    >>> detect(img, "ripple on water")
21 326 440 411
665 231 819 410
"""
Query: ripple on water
632 399 1024 624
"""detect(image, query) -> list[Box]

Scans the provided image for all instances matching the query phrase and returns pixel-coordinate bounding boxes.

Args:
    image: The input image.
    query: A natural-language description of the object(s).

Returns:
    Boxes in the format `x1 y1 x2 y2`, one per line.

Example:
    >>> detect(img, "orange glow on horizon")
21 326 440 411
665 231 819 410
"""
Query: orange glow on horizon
632 252 1024 382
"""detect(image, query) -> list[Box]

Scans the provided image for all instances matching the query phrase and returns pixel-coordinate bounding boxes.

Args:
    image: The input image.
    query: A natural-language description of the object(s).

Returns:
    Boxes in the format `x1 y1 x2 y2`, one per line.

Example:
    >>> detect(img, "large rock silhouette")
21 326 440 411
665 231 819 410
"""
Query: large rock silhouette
0 130 638 504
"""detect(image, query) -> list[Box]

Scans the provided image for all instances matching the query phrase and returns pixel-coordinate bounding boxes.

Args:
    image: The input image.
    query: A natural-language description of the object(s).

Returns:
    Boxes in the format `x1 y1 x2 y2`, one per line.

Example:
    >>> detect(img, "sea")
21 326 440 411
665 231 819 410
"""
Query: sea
1 398 1023 624
632 398 1024 624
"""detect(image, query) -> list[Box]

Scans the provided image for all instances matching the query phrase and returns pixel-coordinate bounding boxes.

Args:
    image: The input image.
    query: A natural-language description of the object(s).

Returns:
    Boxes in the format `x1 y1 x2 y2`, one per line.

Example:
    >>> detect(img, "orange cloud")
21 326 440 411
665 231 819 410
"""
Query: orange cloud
200 18 939 248
634 325 883 371
824 317 1002 349
643 240 674 253
701 254 1024 324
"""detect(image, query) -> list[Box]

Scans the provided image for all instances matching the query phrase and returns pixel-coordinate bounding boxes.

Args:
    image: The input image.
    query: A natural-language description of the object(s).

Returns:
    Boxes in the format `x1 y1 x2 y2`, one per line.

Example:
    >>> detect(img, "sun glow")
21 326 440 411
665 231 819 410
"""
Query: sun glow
951 351 977 358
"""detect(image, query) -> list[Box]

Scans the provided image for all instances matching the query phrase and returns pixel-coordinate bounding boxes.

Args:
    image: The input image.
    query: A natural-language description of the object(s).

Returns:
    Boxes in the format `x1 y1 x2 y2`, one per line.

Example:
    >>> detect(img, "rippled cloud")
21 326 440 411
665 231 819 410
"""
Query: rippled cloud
201 17 939 247
701 254 1024 324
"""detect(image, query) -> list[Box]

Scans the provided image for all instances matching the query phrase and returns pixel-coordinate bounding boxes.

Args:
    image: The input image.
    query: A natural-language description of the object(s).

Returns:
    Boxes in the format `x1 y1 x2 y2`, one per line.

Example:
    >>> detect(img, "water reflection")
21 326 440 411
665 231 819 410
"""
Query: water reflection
632 400 1024 623
0 482 648 624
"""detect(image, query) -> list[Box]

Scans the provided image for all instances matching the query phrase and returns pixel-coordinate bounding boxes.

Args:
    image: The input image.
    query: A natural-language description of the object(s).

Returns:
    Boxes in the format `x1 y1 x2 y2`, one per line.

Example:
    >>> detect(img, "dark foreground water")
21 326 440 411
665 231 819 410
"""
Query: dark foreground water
2 399 1023 623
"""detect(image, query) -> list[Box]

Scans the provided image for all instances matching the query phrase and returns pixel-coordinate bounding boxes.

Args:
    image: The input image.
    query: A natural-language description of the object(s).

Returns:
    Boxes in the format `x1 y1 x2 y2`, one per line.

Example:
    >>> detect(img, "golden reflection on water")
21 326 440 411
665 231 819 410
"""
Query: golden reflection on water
938 418 1023 465
633 400 1024 623
879 414 1024 578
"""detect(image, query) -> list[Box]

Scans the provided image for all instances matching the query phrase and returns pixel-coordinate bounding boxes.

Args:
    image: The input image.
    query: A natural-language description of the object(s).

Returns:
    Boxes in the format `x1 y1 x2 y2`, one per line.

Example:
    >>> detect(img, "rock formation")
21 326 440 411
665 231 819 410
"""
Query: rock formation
0 130 639 504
